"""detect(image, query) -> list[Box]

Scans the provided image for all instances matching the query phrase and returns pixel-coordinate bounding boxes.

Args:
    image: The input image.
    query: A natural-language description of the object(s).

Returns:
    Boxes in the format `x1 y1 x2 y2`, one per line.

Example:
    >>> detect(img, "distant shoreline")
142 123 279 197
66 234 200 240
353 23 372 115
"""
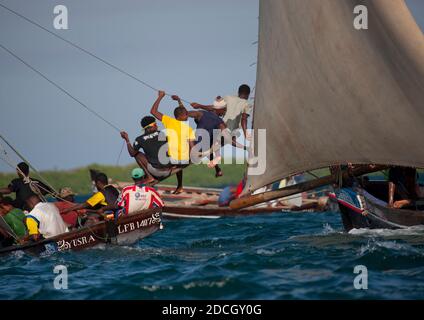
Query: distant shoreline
0 163 246 194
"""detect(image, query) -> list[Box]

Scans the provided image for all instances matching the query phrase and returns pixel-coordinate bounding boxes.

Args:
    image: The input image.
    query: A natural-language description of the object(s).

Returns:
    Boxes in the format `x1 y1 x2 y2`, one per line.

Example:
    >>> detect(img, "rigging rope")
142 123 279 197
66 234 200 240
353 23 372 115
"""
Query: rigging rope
0 43 122 133
116 140 125 166
0 2 190 104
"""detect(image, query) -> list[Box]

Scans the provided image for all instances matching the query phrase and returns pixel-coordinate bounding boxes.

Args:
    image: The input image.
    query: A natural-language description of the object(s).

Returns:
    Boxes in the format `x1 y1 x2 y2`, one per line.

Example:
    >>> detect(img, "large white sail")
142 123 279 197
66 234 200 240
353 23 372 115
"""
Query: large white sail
246 0 424 193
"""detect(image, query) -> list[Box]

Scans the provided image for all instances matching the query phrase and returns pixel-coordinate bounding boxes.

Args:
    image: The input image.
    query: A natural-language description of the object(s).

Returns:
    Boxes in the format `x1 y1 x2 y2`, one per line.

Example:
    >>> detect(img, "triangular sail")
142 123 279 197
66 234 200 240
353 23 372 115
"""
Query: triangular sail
246 0 424 193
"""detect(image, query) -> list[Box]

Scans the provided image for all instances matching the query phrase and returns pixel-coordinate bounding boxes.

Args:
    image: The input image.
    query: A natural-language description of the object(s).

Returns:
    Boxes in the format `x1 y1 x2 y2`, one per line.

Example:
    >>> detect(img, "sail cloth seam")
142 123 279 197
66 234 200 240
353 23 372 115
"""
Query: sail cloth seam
0 2 190 104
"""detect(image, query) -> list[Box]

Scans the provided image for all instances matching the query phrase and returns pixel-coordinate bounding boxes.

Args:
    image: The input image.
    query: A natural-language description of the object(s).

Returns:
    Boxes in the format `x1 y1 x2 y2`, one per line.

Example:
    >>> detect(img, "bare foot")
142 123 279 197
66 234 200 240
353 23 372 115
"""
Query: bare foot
173 187 184 195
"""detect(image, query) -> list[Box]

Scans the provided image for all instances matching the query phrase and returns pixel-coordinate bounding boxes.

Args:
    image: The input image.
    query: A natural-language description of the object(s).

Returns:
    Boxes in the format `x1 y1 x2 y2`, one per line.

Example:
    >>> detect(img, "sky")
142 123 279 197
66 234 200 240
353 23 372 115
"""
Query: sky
0 0 423 172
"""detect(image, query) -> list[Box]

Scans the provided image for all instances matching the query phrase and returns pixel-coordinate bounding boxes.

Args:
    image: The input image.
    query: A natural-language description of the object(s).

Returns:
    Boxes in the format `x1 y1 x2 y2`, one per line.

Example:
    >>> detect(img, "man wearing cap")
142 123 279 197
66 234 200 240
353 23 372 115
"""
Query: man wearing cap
54 187 85 228
98 168 164 216
120 115 174 184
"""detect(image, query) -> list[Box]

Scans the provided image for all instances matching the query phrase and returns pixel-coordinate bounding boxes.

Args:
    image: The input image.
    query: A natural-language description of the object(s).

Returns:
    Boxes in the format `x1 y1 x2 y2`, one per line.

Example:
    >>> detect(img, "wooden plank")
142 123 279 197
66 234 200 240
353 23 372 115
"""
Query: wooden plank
230 165 388 209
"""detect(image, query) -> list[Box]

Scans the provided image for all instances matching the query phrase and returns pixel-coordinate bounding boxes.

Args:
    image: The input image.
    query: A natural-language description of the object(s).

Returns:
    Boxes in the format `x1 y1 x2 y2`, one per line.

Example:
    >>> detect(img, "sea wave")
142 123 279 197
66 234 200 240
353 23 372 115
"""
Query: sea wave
1 211 424 299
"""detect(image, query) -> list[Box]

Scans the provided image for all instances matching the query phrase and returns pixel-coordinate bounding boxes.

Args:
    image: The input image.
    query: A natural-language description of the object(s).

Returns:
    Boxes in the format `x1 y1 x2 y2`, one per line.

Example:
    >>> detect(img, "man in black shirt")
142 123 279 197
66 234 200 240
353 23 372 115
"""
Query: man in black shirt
120 116 173 183
0 162 52 210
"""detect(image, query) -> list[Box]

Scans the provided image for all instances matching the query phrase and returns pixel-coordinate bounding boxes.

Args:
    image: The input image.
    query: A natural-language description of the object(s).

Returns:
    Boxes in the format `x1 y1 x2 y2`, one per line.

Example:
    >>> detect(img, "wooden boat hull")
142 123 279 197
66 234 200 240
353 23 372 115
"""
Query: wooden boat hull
0 208 162 256
163 204 292 219
331 188 424 231
163 196 329 219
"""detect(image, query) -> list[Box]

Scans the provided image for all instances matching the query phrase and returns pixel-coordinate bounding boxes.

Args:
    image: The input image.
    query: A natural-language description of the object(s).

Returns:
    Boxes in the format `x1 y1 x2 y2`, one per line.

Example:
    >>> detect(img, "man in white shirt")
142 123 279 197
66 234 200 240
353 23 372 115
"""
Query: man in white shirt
191 84 252 138
24 195 68 241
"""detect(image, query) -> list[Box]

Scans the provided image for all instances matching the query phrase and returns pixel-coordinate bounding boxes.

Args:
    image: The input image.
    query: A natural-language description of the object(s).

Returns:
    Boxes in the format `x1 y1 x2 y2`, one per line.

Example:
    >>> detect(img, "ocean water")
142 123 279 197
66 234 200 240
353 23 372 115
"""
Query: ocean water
1 211 424 300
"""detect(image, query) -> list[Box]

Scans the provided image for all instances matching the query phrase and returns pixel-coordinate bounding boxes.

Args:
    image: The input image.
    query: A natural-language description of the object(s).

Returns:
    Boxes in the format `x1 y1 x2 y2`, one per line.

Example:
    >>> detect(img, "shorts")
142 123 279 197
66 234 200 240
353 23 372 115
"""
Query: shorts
147 163 172 178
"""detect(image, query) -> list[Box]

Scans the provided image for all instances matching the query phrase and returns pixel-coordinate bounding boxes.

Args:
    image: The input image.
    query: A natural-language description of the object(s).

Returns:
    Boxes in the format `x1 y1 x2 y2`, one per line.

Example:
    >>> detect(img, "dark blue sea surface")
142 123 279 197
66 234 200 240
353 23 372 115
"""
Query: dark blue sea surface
1 211 424 299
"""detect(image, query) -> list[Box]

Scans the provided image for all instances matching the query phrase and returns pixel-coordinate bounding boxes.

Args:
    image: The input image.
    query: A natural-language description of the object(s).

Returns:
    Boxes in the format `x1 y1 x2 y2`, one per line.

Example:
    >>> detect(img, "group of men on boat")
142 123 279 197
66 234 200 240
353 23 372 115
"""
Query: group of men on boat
120 84 251 194
0 84 253 247
0 162 163 247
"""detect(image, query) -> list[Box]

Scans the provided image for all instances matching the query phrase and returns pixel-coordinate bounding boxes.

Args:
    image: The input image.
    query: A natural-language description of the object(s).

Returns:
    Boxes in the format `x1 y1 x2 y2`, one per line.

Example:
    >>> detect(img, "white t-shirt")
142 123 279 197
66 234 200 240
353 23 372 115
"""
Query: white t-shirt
222 95 252 132
26 202 69 238
117 184 164 215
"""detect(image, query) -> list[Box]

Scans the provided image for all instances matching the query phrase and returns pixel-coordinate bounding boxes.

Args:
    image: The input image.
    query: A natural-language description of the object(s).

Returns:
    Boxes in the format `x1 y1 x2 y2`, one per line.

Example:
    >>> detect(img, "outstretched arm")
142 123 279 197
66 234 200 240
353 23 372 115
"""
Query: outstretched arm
151 90 166 121
190 102 214 112
120 131 138 157
187 110 203 121
60 202 89 214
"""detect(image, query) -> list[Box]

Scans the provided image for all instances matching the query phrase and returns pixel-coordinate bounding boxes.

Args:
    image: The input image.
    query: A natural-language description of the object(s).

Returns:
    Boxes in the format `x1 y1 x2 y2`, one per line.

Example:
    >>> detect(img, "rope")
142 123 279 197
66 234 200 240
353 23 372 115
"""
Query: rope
0 44 121 133
116 140 125 166
0 2 190 104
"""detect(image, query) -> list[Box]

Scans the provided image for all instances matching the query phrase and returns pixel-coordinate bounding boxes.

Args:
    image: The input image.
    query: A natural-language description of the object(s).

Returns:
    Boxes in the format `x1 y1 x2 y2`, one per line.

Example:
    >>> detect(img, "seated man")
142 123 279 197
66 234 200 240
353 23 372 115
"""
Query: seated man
388 166 418 209
0 197 27 246
99 168 164 217
150 90 196 194
54 187 85 229
60 173 119 218
23 194 68 241
0 162 53 210
120 115 173 184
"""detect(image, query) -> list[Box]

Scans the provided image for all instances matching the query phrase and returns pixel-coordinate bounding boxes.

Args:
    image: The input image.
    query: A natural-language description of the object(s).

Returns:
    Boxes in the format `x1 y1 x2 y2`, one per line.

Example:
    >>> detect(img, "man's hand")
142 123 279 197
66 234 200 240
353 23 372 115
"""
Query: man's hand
120 131 129 142
158 90 166 98
191 102 201 109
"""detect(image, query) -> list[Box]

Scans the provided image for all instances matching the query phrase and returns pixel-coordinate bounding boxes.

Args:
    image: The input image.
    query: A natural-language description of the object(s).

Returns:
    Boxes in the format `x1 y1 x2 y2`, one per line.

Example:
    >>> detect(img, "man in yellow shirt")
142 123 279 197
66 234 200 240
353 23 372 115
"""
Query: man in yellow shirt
60 173 119 222
150 90 196 194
